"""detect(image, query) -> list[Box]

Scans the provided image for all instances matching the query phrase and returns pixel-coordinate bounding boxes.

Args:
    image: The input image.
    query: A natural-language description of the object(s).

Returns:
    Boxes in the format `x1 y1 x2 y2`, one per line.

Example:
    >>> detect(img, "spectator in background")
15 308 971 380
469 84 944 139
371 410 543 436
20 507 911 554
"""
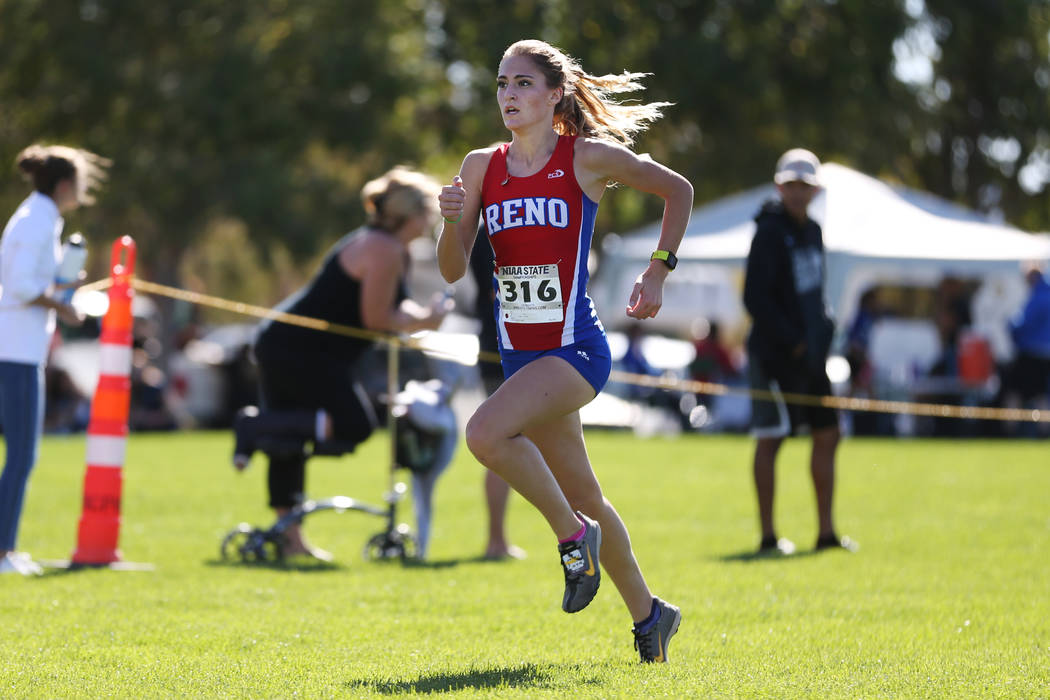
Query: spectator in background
936 276 972 330
128 353 180 431
930 300 964 380
128 314 180 431
1002 262 1050 435
232 167 451 560
924 287 970 437
469 224 525 561
1 144 107 575
620 323 661 403
743 148 855 556
686 319 742 430
844 289 882 435
689 319 738 397
844 290 879 389
43 332 89 434
43 363 90 434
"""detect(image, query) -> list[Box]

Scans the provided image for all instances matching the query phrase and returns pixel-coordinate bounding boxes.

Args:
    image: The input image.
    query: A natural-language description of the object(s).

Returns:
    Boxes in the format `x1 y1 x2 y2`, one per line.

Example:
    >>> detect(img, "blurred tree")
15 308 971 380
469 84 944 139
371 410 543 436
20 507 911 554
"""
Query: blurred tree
894 1 1050 229
0 0 447 292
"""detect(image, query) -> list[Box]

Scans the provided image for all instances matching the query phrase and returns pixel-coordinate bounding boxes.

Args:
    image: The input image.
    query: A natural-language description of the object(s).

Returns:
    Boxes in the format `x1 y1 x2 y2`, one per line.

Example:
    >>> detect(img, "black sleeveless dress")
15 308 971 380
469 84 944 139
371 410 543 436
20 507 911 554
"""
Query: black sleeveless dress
252 229 406 442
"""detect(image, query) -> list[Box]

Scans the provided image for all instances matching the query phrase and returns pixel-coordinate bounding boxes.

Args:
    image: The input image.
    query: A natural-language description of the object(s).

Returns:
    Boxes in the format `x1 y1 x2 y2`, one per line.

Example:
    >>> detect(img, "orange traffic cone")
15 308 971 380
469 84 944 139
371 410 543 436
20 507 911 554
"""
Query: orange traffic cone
70 236 139 566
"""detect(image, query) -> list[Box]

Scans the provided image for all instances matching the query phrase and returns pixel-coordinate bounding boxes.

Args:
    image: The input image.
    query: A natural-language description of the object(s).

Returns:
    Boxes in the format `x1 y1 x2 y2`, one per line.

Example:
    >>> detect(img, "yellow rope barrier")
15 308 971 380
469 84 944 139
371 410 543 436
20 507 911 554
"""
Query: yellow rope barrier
77 277 114 294
108 276 1048 424
128 278 496 365
609 370 1049 423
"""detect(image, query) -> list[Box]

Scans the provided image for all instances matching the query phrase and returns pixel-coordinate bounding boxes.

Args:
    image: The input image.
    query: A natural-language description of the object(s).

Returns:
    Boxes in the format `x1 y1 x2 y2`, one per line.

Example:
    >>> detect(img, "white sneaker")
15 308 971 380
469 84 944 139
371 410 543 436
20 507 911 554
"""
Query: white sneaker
0 553 29 575
13 552 44 575
0 552 42 576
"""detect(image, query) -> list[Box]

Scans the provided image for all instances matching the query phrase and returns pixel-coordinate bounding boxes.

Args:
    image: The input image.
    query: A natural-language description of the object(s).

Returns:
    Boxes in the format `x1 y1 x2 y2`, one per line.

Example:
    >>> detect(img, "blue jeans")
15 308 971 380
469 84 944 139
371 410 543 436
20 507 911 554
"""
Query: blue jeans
0 361 44 551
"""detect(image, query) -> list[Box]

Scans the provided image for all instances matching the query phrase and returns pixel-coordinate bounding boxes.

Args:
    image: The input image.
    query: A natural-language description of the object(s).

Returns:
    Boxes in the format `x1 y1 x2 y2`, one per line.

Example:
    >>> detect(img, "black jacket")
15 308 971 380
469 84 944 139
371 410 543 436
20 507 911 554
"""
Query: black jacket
743 200 834 375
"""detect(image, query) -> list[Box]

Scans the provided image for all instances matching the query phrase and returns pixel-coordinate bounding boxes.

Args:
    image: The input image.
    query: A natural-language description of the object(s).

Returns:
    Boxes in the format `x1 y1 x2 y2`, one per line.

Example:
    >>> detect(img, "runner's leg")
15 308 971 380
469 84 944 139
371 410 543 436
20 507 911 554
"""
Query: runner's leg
465 355 595 540
525 410 654 622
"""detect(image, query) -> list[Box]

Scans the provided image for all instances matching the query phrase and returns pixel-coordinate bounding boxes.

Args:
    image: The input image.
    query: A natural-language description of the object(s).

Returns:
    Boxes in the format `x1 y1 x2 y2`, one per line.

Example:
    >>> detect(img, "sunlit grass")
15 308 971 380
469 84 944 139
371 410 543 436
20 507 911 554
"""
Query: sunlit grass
2 431 1048 697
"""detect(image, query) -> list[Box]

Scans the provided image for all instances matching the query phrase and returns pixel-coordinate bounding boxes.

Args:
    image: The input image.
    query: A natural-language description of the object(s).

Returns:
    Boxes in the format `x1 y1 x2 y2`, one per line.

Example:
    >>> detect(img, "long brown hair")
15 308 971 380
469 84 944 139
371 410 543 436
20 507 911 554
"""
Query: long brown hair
16 144 110 204
502 40 670 147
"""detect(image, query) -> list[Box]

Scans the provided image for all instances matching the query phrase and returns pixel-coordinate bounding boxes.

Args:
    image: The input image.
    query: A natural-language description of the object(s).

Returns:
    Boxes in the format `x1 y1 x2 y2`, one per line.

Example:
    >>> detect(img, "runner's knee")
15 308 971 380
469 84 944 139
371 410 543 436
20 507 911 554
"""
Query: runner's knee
465 413 502 465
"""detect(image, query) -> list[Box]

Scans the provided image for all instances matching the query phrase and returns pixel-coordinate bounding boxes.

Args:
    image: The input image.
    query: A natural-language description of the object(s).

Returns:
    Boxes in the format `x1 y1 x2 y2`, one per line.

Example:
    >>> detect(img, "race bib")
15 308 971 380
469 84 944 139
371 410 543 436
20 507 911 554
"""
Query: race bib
496 264 563 324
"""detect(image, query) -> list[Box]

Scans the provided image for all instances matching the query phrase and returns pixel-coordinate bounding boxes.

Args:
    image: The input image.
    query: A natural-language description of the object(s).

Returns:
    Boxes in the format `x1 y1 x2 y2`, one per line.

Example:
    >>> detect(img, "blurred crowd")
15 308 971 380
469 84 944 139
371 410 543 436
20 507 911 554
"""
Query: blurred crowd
841 266 1050 438
43 308 258 435
602 263 1050 440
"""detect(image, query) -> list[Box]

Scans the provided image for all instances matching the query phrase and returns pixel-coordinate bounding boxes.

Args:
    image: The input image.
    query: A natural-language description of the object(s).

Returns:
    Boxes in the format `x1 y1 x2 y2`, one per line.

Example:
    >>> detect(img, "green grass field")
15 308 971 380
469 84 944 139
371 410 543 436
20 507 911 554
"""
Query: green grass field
1 430 1048 698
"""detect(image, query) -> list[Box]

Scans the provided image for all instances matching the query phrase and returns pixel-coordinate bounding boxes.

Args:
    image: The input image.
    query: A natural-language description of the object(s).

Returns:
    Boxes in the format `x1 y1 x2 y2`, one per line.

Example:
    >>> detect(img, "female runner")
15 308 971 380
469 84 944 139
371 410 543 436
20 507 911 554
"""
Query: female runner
436 39 693 662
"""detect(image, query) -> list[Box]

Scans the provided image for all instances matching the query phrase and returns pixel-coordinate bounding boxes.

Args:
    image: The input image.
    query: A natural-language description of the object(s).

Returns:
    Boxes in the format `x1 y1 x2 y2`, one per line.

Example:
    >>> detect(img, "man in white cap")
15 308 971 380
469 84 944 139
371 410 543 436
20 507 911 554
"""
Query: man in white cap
742 148 856 555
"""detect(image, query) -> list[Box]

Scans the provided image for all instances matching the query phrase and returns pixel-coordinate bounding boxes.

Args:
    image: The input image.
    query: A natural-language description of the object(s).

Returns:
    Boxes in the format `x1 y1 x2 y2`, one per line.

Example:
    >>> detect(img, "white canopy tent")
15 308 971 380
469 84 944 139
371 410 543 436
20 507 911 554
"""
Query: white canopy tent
593 163 1050 361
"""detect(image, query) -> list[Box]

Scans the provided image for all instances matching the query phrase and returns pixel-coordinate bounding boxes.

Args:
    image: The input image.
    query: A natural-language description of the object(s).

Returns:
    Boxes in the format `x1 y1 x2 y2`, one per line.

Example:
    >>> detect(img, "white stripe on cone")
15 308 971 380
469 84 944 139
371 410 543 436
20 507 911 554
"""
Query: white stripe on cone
85 435 128 468
98 344 133 377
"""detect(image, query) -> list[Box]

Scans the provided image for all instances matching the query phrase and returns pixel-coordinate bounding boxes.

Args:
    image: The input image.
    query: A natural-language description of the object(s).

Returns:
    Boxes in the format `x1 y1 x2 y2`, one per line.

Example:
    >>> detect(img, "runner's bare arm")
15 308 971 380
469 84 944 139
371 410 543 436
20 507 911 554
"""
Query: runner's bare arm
576 139 693 319
437 149 494 283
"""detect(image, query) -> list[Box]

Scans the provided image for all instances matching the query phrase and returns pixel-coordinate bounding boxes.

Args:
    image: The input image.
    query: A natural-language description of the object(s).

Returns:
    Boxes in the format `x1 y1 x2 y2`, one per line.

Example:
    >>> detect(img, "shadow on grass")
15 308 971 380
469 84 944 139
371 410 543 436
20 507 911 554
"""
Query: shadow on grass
202 557 347 572
718 548 825 563
346 663 599 694
36 560 156 577
403 554 533 569
201 554 497 572
402 558 462 569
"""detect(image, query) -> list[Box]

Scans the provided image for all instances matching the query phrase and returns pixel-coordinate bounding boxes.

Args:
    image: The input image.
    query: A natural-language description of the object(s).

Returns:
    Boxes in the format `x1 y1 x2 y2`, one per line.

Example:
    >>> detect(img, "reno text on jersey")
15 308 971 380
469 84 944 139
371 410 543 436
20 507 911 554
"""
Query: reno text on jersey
485 197 570 235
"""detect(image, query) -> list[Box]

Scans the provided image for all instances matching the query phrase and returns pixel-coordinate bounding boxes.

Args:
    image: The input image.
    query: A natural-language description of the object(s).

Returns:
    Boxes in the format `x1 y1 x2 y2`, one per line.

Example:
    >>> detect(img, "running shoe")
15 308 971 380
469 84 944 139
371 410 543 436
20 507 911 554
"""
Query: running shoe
0 552 41 576
558 512 601 613
815 533 859 552
12 552 43 575
0 553 24 575
633 597 682 663
757 534 796 556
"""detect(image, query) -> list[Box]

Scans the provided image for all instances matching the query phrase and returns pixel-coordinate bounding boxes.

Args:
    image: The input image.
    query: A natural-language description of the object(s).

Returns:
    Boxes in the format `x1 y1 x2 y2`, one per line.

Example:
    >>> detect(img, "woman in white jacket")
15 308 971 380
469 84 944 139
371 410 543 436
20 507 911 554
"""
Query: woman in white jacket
0 144 107 575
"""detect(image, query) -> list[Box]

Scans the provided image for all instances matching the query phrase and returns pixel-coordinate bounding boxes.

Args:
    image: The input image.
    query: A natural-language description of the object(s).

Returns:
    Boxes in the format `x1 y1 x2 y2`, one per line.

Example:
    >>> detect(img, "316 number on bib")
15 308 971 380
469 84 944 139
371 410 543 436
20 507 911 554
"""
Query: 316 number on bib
497 264 563 324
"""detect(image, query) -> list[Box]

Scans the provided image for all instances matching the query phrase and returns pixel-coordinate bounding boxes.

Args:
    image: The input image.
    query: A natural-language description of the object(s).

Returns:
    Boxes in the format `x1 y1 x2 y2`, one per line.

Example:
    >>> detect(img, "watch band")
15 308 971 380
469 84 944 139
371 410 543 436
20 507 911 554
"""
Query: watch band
650 249 678 270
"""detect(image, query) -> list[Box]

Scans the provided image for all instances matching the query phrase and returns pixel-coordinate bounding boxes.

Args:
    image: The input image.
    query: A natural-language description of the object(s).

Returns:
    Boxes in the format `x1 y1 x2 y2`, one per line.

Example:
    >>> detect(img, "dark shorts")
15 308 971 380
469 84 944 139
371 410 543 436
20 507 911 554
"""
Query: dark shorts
1006 353 1050 402
254 343 377 447
500 333 612 396
749 355 837 438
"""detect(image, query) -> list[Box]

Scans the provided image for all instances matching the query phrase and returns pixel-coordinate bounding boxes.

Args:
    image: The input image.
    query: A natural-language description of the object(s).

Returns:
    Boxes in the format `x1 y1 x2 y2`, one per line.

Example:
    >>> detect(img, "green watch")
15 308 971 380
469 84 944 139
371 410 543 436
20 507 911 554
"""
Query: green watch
650 249 678 271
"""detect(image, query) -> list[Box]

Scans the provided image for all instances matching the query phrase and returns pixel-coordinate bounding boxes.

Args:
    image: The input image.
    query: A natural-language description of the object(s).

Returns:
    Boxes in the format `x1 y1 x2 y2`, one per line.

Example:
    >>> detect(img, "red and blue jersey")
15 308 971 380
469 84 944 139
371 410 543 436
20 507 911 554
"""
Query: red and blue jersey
480 134 604 351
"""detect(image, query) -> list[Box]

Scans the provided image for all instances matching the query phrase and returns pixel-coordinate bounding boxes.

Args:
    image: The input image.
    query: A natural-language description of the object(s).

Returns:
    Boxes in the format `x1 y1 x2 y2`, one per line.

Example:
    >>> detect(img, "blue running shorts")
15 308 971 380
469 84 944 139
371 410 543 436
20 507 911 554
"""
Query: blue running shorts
500 333 612 396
